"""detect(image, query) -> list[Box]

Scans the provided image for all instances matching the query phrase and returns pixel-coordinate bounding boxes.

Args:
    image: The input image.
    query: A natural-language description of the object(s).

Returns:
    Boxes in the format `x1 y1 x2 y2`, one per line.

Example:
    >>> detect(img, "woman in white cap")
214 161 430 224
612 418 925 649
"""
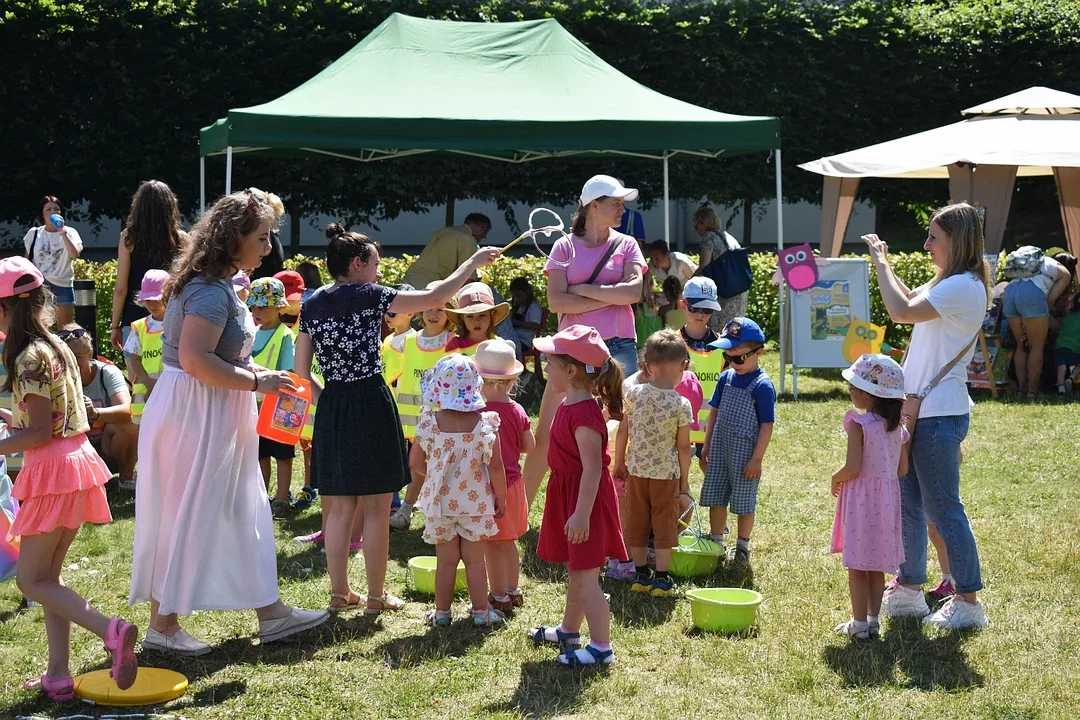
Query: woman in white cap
521 175 647 506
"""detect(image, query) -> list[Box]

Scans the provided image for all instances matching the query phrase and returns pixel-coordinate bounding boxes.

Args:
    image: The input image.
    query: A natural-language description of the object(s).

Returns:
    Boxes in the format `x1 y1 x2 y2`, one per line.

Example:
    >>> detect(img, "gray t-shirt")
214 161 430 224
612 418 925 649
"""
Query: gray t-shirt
84 360 129 442
162 277 256 369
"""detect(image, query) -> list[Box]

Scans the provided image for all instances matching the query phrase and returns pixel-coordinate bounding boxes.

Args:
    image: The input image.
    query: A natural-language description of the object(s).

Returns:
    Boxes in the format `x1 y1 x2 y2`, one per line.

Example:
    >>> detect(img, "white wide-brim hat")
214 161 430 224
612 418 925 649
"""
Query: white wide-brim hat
842 353 905 399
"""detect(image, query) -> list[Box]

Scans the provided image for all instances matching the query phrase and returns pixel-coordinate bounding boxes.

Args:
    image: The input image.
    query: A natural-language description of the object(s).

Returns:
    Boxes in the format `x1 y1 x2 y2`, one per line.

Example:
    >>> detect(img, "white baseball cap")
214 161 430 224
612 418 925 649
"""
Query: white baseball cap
683 276 723 312
580 175 639 205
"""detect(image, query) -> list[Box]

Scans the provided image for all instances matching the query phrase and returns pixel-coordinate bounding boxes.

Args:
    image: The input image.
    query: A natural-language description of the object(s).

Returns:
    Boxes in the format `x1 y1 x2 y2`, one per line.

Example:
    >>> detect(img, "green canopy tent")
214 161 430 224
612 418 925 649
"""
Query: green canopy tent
199 13 782 248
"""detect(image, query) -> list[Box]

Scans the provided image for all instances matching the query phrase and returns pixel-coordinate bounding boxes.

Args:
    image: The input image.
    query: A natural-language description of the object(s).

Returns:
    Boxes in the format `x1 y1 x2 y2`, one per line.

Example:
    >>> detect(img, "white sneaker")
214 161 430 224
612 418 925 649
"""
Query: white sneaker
880 584 930 617
924 595 988 630
142 627 212 656
389 508 412 531
834 619 869 640
258 608 330 643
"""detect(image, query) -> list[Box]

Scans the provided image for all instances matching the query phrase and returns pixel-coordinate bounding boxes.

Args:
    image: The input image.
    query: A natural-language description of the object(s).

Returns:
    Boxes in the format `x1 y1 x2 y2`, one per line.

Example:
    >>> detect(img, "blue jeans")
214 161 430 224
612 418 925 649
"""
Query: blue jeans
605 336 638 375
899 414 983 594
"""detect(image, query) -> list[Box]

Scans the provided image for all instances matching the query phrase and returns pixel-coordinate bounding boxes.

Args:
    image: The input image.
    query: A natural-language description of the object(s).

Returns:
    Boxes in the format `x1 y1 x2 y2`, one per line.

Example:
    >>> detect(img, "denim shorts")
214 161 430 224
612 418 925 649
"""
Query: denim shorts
1003 279 1048 319
45 281 75 306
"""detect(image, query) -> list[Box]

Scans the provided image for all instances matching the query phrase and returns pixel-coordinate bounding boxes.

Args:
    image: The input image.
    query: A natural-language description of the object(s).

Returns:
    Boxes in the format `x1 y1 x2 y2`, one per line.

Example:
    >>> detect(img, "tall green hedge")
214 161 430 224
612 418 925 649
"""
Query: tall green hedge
5 0 1078 243
79 251 963 367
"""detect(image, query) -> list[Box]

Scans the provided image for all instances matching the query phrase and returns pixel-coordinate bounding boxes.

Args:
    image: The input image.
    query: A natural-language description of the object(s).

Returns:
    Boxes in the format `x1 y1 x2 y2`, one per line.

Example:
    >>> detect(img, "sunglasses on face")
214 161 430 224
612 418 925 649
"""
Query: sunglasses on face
688 307 714 316
385 311 397 318
57 328 87 342
723 349 756 365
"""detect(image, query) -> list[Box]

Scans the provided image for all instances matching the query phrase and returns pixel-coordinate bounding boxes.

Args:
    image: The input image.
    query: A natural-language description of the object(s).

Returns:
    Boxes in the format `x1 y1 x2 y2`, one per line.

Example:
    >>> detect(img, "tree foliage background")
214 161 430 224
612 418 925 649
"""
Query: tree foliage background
3 0 1079 245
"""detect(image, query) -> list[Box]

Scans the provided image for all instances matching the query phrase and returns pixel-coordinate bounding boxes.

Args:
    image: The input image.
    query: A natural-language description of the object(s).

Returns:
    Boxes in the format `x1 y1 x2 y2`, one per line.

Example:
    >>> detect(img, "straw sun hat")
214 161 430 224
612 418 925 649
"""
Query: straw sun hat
445 282 510 326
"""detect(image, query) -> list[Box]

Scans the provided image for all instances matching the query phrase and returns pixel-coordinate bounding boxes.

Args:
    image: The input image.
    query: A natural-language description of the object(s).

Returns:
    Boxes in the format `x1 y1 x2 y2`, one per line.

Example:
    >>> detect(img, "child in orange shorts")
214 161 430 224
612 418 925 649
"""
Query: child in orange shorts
474 339 535 613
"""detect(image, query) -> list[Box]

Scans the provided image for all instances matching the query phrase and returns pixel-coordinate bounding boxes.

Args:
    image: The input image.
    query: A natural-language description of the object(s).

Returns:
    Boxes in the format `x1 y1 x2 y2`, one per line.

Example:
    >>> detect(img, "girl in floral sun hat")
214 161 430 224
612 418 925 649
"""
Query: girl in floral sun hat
410 354 508 627
830 353 909 640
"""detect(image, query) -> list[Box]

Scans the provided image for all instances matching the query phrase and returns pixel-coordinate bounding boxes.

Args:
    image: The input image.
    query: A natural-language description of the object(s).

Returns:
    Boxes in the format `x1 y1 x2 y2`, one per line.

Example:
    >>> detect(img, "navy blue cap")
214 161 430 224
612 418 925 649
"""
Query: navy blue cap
707 317 767 350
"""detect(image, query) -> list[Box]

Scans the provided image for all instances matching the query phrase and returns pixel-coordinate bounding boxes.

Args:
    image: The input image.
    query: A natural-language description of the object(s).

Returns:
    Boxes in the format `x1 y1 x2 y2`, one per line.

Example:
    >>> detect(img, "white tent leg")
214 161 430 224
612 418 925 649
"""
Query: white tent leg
200 156 206 214
776 149 787 395
225 146 233 195
663 153 671 242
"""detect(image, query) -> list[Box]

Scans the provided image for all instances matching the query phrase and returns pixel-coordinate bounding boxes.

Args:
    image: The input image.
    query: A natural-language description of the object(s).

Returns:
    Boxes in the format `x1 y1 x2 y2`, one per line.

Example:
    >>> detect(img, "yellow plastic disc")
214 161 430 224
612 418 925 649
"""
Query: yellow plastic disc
74 667 188 707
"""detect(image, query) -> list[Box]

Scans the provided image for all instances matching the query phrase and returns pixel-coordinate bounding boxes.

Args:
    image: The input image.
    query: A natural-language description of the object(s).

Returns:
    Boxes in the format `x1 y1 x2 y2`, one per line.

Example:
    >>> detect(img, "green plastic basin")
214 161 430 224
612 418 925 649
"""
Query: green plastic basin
686 588 762 633
669 534 723 578
407 556 467 595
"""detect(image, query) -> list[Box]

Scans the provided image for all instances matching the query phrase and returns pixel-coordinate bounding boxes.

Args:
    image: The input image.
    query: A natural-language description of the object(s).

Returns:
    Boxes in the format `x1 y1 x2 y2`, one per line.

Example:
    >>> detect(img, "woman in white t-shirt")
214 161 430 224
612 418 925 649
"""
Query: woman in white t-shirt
23 196 83 326
862 203 991 631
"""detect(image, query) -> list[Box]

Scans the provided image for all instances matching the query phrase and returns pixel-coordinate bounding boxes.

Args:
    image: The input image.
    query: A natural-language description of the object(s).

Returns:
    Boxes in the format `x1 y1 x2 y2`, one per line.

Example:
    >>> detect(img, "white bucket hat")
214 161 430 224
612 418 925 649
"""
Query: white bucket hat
580 175 639 205
842 353 905 399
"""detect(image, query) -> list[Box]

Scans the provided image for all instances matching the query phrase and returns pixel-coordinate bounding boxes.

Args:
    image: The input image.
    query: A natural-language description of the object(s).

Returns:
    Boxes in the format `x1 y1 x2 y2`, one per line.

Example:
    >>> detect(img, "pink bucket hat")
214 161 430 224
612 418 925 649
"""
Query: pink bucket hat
421 354 487 412
531 324 611 372
137 269 169 304
842 353 905 399
0 256 44 299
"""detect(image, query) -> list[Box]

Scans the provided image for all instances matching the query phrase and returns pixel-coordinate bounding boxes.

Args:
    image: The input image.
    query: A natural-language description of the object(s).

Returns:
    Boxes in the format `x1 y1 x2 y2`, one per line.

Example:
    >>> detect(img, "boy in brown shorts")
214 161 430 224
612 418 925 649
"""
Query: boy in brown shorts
613 329 694 596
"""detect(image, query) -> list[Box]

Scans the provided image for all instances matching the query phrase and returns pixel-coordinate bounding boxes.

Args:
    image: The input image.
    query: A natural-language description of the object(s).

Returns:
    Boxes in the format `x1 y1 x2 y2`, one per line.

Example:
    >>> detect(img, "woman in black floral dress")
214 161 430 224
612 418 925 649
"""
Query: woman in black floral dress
295 223 499 613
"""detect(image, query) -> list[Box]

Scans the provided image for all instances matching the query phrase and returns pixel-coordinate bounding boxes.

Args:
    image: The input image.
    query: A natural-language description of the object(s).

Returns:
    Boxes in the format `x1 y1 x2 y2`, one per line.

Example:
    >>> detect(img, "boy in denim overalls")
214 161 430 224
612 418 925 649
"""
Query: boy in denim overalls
699 318 776 570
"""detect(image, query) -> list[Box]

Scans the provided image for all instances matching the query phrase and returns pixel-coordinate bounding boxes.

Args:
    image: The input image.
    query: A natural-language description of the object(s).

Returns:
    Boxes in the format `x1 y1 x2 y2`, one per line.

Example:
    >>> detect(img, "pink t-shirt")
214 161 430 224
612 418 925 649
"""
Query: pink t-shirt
677 370 704 431
485 400 531 488
544 231 647 340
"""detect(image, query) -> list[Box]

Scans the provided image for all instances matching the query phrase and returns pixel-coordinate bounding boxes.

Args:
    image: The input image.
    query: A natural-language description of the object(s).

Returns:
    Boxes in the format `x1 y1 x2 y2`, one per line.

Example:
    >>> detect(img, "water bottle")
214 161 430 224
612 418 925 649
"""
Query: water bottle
49 213 65 229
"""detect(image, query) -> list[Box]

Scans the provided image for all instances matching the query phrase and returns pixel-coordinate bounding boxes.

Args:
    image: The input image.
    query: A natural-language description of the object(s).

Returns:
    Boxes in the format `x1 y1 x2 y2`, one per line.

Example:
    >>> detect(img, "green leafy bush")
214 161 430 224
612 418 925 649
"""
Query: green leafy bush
84 250 959 370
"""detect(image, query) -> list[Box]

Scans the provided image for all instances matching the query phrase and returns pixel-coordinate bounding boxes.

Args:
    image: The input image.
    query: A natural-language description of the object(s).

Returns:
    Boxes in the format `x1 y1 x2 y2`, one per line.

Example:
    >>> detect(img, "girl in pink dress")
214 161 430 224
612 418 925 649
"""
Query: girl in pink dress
529 325 628 666
831 353 909 640
0 257 138 701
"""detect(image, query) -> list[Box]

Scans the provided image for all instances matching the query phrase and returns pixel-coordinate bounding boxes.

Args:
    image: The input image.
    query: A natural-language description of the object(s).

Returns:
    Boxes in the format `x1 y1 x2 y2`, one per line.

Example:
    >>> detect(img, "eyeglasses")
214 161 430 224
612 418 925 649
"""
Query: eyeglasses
57 328 87 342
723 349 757 365
687 307 714 316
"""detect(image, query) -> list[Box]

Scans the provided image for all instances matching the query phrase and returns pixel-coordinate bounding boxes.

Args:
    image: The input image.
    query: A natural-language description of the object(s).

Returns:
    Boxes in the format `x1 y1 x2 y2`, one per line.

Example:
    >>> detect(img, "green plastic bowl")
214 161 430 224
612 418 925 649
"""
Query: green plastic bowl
407 556 467 595
686 588 762 633
669 534 723 578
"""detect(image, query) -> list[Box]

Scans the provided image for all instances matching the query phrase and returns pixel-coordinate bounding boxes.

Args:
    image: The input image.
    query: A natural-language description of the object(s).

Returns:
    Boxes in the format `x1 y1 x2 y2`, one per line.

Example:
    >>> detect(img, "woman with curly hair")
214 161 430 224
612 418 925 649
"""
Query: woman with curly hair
129 189 328 655
109 180 188 350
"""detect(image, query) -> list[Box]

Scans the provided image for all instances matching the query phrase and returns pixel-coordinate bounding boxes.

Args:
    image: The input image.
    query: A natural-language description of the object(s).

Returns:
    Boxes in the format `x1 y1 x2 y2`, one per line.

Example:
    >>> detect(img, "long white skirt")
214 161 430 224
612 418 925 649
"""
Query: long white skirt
129 367 280 616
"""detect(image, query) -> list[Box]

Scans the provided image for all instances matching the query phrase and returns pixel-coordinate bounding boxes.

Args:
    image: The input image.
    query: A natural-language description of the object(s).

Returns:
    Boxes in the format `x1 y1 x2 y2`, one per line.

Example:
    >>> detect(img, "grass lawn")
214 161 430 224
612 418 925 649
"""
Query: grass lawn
1 353 1078 719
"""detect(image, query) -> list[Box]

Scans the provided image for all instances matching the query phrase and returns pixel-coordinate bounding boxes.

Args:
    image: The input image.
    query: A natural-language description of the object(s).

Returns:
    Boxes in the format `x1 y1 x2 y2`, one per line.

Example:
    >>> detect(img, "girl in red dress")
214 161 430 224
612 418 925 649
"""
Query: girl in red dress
529 324 628 666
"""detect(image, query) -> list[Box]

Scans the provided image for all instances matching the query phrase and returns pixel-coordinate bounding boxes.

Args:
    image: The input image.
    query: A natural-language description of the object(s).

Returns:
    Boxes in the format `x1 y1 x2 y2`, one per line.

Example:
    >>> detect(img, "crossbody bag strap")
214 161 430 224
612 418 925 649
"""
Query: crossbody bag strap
912 334 978 399
584 237 621 286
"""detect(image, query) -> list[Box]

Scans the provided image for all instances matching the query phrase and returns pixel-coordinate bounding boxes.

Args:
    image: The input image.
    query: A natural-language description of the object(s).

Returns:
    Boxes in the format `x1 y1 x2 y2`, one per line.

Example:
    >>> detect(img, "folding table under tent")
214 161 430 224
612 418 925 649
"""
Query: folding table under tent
198 12 782 250
799 86 1080 259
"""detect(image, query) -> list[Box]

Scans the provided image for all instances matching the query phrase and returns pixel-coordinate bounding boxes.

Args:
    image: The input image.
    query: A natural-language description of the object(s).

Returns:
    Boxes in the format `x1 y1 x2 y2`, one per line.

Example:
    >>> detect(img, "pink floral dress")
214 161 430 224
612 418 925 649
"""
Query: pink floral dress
831 410 907 573
415 408 501 544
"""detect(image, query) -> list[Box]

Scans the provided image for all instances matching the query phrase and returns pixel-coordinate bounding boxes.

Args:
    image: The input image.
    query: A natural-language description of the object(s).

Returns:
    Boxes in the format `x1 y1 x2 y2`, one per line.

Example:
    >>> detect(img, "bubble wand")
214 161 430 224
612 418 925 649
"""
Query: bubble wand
501 208 575 267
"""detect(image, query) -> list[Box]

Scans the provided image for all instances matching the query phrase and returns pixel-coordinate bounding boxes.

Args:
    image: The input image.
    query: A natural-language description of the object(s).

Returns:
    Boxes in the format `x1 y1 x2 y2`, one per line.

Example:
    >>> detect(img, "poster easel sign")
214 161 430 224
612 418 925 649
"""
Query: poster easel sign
780 258 871 396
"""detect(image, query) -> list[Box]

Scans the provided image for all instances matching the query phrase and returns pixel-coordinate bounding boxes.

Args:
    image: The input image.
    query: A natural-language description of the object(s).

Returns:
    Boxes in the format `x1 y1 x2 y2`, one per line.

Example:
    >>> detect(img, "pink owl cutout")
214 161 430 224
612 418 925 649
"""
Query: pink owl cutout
778 243 818 291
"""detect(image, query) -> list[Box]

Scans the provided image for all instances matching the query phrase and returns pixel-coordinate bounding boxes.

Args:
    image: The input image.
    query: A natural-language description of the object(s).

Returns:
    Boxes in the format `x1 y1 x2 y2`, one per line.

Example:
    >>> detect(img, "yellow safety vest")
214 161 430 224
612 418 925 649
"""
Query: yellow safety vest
253 323 295 409
130 316 165 425
688 347 726 444
397 333 449 439
381 332 411 395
